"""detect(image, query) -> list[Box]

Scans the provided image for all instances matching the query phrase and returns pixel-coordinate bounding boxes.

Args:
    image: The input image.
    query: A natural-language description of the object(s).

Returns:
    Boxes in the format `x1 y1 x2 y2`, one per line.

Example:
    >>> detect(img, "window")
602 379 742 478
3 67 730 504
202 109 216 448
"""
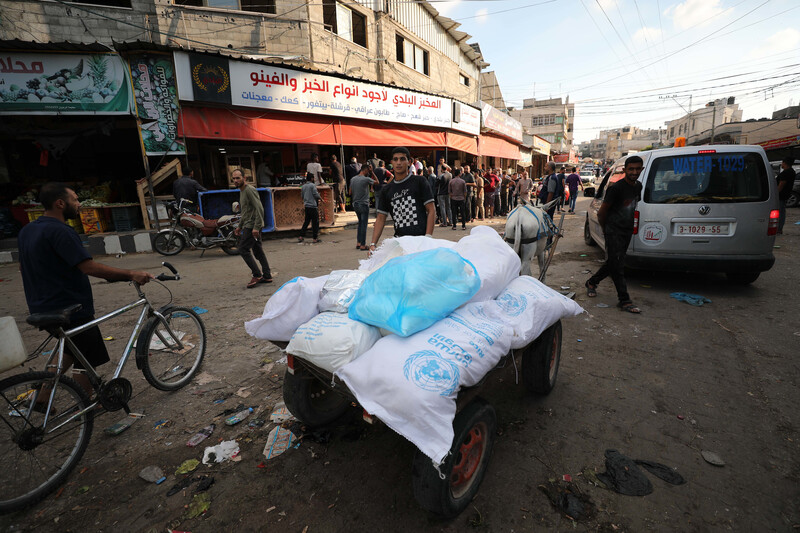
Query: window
323 1 367 48
395 34 429 76
175 0 275 13
532 114 557 126
459 73 470 86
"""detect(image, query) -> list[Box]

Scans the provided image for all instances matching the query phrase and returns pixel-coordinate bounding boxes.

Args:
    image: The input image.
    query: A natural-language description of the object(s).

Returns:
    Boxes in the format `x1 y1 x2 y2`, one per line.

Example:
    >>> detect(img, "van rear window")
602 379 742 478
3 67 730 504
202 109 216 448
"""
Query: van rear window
643 152 769 204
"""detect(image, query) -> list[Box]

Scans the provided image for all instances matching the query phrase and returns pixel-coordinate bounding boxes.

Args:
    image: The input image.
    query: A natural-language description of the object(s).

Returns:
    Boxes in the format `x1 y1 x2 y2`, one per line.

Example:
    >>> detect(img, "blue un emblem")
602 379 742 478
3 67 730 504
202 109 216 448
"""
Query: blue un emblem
403 351 460 397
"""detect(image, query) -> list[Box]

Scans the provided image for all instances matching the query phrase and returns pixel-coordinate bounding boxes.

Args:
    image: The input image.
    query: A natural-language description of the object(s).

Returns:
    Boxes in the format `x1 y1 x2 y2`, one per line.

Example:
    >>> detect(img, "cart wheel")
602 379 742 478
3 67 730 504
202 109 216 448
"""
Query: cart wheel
282 367 350 428
412 398 496 518
521 320 562 395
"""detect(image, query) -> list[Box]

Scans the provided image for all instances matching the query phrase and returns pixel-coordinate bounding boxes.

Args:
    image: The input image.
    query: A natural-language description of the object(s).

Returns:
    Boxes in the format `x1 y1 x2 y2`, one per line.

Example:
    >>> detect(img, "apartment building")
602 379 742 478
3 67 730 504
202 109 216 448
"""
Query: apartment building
509 96 574 155
665 97 742 145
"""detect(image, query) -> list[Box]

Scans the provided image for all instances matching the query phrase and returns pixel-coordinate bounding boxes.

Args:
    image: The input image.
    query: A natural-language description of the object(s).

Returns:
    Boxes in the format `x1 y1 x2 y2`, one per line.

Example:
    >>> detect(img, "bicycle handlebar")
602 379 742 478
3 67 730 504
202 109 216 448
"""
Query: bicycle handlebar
155 261 180 282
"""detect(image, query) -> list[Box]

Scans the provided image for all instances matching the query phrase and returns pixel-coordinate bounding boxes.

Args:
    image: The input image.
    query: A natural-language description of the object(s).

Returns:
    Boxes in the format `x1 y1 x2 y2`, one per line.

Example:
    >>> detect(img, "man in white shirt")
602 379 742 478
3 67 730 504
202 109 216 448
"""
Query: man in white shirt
306 154 323 186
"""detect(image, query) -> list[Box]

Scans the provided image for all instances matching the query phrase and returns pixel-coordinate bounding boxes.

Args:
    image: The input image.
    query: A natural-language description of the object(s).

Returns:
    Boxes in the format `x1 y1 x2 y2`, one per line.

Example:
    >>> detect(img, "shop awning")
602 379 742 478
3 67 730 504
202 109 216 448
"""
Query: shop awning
479 133 520 160
445 131 479 155
179 107 452 148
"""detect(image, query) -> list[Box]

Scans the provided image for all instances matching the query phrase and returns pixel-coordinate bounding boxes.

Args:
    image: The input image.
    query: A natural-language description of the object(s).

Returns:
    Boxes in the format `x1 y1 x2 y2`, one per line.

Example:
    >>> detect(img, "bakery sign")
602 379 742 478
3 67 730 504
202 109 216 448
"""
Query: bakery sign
175 52 452 129
481 102 523 143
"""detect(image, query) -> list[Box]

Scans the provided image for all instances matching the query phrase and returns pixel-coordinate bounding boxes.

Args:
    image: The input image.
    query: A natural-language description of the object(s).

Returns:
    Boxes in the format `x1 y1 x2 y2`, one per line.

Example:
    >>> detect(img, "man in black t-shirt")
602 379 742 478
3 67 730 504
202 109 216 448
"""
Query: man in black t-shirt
18 182 153 395
585 156 644 314
462 165 476 222
369 147 435 251
777 156 796 234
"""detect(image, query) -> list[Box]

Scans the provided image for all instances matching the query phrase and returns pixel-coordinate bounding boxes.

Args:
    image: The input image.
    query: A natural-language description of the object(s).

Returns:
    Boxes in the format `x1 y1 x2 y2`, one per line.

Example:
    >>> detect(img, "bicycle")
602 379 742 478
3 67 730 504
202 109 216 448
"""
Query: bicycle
0 262 206 514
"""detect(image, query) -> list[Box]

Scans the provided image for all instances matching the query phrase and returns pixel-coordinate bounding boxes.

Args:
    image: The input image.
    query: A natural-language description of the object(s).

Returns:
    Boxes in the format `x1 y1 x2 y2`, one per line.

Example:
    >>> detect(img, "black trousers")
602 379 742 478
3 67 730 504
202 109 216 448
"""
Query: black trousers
451 199 466 228
589 232 632 303
301 206 319 239
239 229 271 279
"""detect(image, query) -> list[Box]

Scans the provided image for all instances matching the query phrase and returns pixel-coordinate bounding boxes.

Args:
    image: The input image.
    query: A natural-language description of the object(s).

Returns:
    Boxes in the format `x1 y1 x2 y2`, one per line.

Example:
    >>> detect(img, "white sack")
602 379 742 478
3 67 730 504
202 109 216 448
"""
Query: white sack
358 235 455 272
453 226 521 304
287 312 381 373
244 275 329 342
336 302 512 464
318 270 370 313
483 276 585 349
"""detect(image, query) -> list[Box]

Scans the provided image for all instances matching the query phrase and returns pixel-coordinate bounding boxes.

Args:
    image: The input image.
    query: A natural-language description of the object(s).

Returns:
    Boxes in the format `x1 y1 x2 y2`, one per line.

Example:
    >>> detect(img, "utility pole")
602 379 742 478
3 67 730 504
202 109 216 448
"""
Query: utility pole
710 102 716 144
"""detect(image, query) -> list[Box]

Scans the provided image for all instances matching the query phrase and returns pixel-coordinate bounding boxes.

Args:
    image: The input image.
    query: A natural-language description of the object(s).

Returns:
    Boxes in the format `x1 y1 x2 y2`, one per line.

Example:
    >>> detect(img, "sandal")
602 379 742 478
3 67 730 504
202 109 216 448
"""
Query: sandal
585 281 597 297
618 301 641 314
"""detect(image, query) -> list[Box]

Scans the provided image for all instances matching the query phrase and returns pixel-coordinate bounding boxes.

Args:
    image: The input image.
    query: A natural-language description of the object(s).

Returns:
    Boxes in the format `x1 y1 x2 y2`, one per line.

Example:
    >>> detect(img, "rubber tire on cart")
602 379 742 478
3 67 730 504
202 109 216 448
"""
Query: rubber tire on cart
282 367 351 428
521 320 562 395
411 398 496 519
584 219 597 246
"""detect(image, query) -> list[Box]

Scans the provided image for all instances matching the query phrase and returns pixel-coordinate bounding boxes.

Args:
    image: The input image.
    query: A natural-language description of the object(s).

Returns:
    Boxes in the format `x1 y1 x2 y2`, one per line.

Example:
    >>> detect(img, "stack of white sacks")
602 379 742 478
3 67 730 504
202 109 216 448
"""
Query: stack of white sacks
245 226 584 465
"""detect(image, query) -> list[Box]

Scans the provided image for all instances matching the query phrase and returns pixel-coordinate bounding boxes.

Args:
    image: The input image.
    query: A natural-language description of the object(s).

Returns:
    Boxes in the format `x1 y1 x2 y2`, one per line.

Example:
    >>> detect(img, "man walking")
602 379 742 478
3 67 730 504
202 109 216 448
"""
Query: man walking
565 166 584 213
448 168 467 230
298 172 322 244
369 147 435 251
330 154 346 213
585 156 643 314
350 165 379 250
173 166 206 212
544 162 560 219
516 171 534 206
462 165 476 222
232 169 272 288
436 164 452 227
18 182 153 396
306 154 323 186
776 156 796 234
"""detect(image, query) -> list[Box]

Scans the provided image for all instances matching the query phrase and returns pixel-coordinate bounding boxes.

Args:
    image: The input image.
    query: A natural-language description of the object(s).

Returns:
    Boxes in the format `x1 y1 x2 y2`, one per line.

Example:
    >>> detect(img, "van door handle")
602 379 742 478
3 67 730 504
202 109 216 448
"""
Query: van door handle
692 239 710 244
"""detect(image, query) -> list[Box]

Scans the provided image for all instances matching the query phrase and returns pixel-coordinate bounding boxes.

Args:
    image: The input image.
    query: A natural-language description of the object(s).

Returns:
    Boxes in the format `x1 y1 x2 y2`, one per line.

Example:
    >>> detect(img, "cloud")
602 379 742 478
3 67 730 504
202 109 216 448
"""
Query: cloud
632 26 663 45
435 0 461 17
475 7 489 24
746 29 800 59
669 0 725 30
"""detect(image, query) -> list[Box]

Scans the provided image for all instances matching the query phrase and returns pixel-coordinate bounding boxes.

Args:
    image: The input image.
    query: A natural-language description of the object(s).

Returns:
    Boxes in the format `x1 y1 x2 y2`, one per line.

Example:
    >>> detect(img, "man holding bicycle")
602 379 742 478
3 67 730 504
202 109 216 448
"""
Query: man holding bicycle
18 182 153 395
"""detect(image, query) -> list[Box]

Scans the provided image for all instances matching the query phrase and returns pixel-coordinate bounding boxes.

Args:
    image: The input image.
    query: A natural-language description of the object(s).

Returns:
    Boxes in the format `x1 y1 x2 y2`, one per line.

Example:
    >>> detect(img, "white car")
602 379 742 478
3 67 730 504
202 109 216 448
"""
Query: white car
579 170 596 197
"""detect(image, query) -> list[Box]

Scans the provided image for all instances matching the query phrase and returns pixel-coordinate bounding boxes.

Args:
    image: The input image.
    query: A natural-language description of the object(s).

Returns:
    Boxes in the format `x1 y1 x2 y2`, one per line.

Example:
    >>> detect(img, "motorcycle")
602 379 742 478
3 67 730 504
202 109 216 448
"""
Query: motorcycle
153 199 241 256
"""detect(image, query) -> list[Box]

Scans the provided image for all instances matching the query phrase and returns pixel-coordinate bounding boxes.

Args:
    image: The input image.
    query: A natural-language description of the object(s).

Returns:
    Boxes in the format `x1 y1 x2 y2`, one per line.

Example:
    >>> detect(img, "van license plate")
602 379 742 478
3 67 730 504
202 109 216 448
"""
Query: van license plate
676 224 729 235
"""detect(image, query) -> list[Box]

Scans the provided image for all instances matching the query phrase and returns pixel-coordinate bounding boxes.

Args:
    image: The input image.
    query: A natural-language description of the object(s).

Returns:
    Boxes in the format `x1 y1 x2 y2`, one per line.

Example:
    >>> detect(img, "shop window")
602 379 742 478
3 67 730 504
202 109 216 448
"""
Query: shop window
174 0 276 14
459 73 470 86
62 0 132 7
395 34 429 76
323 0 367 48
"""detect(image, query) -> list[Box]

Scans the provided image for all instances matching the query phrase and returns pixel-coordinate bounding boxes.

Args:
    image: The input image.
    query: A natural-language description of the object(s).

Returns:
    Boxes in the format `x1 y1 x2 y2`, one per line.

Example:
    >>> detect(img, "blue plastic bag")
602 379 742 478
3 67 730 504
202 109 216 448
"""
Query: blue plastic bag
670 292 711 306
348 248 481 337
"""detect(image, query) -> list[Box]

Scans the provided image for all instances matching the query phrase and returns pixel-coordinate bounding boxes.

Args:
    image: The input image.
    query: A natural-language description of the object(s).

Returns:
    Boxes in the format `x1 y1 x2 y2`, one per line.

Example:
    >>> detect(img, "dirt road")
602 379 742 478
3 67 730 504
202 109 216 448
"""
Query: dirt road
1 198 798 532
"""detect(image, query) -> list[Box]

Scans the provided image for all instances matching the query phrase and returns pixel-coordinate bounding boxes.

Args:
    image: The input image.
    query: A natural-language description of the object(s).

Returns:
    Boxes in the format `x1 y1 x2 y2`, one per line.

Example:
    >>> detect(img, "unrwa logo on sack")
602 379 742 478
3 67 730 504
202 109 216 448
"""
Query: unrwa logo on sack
403 351 460 397
495 292 527 317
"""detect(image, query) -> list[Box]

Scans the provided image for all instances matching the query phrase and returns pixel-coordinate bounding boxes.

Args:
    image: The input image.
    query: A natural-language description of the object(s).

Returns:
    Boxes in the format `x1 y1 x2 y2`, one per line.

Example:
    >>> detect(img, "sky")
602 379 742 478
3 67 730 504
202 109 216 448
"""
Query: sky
431 0 800 143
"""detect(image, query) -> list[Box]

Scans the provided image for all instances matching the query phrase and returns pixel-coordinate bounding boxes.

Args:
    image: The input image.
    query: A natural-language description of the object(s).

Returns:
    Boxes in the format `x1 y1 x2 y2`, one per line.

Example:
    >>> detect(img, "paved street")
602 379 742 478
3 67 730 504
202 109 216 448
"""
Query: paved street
1 198 798 532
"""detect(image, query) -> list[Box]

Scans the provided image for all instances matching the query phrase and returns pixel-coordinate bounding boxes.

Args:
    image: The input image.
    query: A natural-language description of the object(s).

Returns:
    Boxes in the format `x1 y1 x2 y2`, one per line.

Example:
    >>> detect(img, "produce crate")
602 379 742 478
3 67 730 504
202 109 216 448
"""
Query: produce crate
272 186 334 231
25 207 83 233
79 208 109 234
199 188 275 232
110 206 142 232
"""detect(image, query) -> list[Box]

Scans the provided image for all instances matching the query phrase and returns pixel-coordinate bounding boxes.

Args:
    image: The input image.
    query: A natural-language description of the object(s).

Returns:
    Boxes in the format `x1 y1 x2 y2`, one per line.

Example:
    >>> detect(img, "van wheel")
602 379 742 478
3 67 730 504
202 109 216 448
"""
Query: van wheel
726 272 760 285
584 219 596 246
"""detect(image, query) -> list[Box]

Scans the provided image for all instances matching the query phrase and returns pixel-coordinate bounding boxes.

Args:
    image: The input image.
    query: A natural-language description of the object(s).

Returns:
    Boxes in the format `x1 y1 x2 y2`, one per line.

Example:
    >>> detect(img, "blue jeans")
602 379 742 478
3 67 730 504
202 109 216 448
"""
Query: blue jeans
354 202 370 245
568 190 578 211
437 194 451 225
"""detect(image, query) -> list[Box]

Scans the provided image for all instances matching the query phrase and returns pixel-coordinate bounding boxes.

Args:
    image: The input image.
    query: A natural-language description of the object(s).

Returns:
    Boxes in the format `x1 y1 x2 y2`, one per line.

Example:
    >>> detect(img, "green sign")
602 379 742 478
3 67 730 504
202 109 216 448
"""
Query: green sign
0 53 132 114
129 54 185 155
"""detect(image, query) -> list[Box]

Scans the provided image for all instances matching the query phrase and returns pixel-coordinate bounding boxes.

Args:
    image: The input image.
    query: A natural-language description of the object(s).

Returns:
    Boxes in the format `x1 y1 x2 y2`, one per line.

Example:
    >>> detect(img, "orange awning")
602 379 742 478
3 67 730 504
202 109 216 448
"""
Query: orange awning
179 107 452 148
479 134 520 160
445 131 479 155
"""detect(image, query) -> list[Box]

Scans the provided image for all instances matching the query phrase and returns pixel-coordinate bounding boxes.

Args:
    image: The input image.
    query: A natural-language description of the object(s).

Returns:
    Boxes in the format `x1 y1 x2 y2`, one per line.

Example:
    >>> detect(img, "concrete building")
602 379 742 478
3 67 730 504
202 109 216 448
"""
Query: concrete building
665 97 742 145
508 97 574 155
0 0 487 102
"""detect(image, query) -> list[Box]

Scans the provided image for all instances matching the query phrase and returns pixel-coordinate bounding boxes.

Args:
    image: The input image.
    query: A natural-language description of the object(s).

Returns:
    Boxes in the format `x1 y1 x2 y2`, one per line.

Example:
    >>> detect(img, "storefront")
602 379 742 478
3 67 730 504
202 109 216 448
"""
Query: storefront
478 102 523 172
0 42 145 237
528 135 551 178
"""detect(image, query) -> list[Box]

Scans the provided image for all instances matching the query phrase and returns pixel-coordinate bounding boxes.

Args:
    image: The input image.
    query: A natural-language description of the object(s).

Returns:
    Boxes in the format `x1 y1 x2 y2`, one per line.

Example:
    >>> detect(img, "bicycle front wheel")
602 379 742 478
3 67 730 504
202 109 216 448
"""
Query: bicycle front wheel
137 306 206 391
0 371 93 514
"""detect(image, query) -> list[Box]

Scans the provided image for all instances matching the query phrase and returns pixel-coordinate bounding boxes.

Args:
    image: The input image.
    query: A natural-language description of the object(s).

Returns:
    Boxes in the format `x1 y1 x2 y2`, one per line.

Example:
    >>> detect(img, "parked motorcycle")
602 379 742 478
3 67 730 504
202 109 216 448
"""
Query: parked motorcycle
153 199 241 256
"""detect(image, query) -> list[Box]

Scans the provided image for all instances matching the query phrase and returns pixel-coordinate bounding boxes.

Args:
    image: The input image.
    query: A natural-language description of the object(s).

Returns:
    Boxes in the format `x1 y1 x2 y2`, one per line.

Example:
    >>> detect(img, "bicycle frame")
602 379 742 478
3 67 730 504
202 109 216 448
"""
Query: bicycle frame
20 284 185 431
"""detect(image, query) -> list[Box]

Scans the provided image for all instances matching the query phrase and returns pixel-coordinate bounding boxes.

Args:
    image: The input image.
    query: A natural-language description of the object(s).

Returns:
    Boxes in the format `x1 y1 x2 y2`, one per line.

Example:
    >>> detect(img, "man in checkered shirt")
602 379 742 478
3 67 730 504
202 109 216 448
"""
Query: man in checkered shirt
369 147 435 253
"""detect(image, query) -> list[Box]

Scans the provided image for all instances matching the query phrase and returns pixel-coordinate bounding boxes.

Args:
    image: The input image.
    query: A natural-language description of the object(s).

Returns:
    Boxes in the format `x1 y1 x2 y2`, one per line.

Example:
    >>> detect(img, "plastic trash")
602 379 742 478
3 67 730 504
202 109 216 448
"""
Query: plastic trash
104 415 139 435
225 407 253 426
269 401 294 423
175 459 200 475
263 426 299 460
348 248 481 337
701 450 725 466
202 440 240 465
138 465 166 485
670 292 711 306
187 424 215 447
183 492 211 519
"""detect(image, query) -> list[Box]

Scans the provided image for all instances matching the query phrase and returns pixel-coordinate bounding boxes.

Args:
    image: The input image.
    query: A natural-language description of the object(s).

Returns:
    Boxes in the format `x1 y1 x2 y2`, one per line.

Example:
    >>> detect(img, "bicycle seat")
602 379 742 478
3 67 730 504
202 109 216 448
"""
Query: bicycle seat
26 304 83 329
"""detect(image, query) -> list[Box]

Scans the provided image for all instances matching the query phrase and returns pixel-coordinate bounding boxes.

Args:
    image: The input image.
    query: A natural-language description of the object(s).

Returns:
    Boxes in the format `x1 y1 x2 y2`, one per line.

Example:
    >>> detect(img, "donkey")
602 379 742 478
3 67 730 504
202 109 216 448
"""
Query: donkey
504 200 558 279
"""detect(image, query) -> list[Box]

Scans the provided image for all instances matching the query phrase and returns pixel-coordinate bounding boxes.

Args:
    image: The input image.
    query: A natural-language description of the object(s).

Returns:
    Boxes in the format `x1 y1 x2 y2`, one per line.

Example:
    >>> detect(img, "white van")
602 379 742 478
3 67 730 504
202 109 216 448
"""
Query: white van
584 145 779 284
